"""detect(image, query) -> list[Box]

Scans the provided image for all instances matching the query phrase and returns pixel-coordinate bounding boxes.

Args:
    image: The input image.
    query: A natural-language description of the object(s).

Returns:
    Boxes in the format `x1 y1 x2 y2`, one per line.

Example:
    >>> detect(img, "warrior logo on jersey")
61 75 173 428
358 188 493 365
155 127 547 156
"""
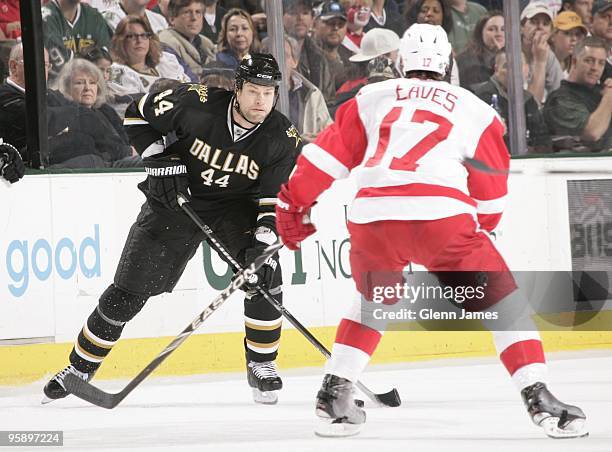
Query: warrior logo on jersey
187 84 209 104
286 125 302 148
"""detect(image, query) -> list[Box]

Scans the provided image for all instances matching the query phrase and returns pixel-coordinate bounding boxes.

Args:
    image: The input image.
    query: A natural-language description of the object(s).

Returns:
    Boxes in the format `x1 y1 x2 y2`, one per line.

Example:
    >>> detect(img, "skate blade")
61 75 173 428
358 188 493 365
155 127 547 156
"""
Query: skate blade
252 388 278 405
539 417 589 439
315 418 363 438
316 398 364 419
41 395 57 405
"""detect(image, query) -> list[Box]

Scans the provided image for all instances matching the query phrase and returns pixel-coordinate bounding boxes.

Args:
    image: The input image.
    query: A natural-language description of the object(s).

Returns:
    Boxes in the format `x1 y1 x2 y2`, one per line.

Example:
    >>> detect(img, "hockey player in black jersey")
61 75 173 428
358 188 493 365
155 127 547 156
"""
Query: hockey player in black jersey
43 53 302 405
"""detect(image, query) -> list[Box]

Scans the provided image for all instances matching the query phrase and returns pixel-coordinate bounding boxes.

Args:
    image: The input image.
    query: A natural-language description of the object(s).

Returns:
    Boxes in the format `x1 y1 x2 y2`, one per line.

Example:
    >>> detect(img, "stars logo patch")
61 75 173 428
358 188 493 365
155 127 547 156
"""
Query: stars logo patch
187 84 209 103
286 125 302 147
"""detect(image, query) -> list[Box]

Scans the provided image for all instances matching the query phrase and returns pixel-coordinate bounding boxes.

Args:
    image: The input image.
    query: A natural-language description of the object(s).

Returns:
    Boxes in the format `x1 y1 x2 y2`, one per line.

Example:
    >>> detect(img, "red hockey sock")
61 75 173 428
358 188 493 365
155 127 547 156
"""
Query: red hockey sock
334 318 382 355
499 339 546 375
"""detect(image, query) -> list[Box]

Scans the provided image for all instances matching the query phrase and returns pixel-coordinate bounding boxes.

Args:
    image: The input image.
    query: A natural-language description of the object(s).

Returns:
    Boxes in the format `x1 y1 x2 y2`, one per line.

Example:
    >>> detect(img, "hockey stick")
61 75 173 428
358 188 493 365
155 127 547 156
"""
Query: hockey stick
464 157 612 176
177 193 401 408
64 239 283 409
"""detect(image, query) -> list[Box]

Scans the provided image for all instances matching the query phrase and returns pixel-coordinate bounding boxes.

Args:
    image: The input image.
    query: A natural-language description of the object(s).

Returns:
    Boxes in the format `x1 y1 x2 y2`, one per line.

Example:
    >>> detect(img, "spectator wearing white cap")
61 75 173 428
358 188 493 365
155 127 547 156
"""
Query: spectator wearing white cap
332 27 400 114
520 1 564 104
528 0 562 17
348 26 399 64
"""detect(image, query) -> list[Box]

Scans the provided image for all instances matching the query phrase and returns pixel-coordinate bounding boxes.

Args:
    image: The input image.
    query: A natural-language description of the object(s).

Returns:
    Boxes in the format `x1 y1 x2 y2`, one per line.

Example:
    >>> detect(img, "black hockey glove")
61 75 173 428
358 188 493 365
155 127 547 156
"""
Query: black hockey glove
143 155 189 211
243 226 281 292
0 140 25 184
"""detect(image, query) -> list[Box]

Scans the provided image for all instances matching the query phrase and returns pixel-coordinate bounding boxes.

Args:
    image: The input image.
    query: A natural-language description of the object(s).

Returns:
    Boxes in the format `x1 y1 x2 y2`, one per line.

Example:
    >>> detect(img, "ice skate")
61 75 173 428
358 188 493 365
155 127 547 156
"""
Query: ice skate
42 365 92 404
247 360 283 405
314 374 366 437
521 382 588 439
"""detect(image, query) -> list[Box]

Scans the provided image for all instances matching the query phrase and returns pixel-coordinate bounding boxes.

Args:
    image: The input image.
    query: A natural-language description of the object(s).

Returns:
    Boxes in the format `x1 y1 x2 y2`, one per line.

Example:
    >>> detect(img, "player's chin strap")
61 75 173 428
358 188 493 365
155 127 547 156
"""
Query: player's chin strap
232 96 260 127
232 91 280 127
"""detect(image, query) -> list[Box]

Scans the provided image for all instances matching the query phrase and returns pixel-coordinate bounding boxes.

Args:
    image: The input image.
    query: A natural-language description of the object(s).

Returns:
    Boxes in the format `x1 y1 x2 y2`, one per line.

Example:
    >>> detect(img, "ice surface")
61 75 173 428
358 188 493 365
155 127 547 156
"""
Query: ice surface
1 352 611 452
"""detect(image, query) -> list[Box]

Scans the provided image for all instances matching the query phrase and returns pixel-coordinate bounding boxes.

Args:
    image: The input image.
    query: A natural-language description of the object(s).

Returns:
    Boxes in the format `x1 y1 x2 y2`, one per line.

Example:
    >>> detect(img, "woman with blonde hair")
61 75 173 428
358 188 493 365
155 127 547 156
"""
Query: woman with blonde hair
109 15 190 94
52 58 139 168
215 8 260 69
56 58 109 109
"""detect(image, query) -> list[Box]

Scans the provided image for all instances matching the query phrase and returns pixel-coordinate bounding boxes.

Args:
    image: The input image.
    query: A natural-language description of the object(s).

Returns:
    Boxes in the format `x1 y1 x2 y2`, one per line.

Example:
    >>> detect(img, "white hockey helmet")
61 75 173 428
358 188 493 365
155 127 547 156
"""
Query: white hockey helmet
399 23 452 77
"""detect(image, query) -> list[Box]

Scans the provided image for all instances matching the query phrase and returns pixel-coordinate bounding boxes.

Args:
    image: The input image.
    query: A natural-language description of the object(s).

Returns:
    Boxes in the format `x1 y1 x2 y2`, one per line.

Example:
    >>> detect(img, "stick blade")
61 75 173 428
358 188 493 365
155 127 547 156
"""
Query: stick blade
64 374 120 409
373 388 401 407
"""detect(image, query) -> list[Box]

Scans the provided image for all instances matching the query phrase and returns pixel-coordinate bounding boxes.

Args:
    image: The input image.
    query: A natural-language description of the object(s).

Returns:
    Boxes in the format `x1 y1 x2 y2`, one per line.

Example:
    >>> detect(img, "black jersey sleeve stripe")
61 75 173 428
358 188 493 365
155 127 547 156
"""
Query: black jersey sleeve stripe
258 197 278 206
123 117 148 126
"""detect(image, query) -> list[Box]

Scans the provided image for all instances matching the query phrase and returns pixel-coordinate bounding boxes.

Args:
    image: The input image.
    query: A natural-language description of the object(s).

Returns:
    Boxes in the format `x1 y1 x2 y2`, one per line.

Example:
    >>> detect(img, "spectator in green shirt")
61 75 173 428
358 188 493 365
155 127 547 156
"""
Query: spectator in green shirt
42 0 113 79
446 0 486 54
544 36 612 152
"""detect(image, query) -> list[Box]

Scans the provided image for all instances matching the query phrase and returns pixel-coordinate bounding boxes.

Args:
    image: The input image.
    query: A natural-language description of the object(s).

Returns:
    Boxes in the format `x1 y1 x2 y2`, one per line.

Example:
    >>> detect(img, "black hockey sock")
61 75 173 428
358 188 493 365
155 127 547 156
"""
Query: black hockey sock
69 285 148 374
69 306 125 374
244 292 283 362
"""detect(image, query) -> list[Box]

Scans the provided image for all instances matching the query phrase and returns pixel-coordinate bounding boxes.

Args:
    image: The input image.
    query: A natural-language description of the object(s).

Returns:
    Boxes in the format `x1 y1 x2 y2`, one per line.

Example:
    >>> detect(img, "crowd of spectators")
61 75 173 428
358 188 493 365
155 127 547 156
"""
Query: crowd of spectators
0 0 610 168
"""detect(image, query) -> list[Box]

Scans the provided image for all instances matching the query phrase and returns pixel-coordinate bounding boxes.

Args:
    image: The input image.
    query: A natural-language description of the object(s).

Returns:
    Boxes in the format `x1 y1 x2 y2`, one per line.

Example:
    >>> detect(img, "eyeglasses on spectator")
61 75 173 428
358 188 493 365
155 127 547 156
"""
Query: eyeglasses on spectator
125 32 154 41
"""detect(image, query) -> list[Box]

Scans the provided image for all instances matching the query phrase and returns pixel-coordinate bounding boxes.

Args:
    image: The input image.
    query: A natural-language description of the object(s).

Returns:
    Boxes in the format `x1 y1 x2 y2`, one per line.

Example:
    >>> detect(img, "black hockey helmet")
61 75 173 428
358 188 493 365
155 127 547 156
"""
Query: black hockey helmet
235 53 282 90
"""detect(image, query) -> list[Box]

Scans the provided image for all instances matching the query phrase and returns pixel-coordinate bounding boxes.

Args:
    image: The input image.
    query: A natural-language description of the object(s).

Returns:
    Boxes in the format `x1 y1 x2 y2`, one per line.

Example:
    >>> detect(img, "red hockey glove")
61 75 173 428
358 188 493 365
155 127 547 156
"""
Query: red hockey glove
275 184 316 251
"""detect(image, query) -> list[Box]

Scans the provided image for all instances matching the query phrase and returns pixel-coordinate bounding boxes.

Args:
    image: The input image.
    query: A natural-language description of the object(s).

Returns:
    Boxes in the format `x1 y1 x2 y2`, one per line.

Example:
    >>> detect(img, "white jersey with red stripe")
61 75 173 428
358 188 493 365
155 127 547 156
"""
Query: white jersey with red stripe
288 77 510 232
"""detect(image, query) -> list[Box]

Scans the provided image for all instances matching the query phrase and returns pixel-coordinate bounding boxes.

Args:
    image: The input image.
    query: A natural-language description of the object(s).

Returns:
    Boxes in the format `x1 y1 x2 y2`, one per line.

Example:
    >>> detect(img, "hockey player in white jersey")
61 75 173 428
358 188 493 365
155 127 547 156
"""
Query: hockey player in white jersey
275 24 588 439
